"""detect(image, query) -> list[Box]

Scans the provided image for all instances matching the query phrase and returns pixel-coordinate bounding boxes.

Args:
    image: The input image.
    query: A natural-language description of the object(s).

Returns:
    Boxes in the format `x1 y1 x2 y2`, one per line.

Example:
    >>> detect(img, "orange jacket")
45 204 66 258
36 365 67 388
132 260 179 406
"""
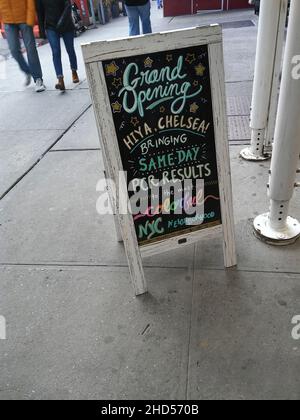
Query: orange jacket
0 0 36 26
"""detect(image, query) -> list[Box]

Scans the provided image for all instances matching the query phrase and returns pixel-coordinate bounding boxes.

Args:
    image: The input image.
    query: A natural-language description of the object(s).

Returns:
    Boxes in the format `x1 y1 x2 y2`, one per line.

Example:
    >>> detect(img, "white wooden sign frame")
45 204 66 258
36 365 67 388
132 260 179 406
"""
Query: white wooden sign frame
82 25 237 296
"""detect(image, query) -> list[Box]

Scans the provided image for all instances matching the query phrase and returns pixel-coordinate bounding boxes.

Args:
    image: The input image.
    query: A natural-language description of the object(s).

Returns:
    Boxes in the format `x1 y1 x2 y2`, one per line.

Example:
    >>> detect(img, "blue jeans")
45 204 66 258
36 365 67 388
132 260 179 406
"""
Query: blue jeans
157 0 162 8
46 29 77 78
125 2 152 36
5 24 43 81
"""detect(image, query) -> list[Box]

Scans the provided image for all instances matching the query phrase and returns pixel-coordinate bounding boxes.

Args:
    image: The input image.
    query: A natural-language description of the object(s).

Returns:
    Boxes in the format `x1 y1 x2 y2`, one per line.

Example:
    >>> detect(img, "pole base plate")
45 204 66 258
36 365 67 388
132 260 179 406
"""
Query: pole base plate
240 147 271 161
254 213 300 246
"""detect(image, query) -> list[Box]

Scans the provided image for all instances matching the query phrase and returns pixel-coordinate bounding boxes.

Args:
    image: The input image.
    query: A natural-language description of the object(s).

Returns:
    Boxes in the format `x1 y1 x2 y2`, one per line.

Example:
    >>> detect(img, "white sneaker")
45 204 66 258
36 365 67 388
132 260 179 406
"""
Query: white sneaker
25 73 31 87
35 78 46 93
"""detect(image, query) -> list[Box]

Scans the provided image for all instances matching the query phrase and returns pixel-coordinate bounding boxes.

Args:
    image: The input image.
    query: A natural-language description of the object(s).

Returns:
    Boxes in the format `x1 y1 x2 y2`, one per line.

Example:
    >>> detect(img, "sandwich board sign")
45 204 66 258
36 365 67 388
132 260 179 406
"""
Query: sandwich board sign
82 26 236 295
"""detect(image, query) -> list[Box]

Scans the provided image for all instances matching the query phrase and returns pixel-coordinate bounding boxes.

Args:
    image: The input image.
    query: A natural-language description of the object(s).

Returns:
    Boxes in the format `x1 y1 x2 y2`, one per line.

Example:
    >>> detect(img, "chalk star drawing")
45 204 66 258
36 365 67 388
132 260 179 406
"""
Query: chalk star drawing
195 63 206 77
190 102 199 114
105 61 119 77
185 53 196 64
111 101 122 113
193 80 199 87
144 57 154 68
166 54 173 62
112 78 122 89
160 106 166 113
131 116 140 127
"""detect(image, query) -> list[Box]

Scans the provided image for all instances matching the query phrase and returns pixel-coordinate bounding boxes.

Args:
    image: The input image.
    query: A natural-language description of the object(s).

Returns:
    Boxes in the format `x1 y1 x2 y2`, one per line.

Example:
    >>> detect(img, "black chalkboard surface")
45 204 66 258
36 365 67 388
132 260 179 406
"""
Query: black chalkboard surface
103 44 222 245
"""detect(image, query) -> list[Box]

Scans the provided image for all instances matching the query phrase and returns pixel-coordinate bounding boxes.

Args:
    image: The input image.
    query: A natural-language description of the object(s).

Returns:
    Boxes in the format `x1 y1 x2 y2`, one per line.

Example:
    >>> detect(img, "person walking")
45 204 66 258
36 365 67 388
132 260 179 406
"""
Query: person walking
157 0 163 9
36 0 79 91
0 0 45 92
124 0 152 37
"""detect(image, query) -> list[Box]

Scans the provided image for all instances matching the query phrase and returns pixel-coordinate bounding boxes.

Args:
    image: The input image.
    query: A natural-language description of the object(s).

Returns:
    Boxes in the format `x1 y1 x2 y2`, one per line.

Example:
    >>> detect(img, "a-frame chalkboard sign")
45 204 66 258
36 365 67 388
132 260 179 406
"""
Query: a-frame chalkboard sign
82 25 236 295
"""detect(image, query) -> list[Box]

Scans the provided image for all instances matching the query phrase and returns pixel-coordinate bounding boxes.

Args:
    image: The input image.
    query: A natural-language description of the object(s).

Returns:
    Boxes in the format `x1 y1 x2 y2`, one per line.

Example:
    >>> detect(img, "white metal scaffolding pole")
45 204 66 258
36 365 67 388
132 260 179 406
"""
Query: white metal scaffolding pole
264 0 289 152
254 0 300 245
240 0 285 161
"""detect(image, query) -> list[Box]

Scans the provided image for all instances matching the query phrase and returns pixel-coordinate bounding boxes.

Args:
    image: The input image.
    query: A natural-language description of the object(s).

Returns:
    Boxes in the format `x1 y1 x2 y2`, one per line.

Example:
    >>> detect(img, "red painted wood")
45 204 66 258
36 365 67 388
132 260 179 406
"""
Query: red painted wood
193 0 222 12
163 0 192 17
163 0 252 15
226 0 252 10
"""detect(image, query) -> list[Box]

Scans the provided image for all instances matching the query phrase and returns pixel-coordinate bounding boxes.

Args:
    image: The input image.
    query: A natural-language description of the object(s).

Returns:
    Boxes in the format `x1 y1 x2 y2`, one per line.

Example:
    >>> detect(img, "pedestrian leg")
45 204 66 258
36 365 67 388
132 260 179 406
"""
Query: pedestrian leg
125 6 141 36
20 24 43 82
47 29 63 77
62 31 78 72
5 24 30 76
139 2 152 35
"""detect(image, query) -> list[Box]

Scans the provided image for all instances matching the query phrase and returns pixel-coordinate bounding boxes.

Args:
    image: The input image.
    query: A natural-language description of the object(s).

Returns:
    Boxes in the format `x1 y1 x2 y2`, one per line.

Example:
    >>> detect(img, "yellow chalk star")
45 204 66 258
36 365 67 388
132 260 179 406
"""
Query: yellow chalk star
144 57 154 68
105 61 119 77
111 101 122 113
131 116 139 127
159 106 166 113
195 63 206 77
166 54 173 62
112 78 122 89
186 53 196 64
190 102 199 114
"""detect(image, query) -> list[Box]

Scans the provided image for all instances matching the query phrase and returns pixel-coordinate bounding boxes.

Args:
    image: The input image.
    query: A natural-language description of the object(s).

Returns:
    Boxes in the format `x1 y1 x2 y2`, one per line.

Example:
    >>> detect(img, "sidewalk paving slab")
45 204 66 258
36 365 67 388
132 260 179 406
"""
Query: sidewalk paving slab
188 270 300 400
223 27 256 83
52 107 99 151
226 81 253 97
0 129 64 198
1 267 299 400
0 90 90 131
74 80 89 90
0 265 192 400
0 89 91 198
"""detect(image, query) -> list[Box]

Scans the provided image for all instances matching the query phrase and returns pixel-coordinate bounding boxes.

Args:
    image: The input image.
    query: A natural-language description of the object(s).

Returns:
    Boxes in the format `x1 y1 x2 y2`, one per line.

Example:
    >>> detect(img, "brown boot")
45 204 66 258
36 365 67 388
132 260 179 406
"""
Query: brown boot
55 76 65 91
72 70 79 84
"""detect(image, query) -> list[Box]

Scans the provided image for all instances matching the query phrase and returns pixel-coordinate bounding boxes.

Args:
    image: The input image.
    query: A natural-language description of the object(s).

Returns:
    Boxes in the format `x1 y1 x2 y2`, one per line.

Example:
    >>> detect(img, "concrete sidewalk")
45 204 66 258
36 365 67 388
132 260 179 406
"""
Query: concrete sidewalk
0 7 300 400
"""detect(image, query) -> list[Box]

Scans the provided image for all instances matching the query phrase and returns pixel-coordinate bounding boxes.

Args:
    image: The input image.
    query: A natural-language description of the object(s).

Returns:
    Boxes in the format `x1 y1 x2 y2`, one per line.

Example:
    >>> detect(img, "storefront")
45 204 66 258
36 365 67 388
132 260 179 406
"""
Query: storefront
164 0 252 17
